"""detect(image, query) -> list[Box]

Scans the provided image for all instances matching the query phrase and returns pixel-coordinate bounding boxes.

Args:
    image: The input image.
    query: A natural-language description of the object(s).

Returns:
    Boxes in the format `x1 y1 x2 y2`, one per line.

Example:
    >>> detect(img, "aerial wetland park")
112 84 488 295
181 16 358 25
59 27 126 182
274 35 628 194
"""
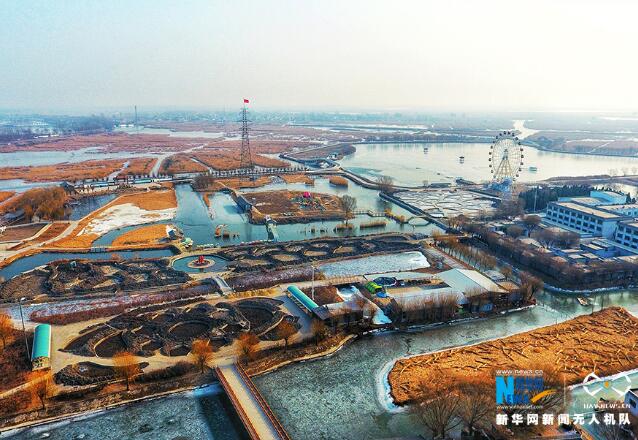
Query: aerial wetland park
4 2 638 439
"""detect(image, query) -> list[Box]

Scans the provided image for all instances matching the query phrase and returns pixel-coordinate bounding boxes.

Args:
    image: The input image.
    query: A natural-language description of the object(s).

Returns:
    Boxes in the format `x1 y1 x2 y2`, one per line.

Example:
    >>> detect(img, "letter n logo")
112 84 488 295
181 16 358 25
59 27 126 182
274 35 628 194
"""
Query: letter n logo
496 376 514 404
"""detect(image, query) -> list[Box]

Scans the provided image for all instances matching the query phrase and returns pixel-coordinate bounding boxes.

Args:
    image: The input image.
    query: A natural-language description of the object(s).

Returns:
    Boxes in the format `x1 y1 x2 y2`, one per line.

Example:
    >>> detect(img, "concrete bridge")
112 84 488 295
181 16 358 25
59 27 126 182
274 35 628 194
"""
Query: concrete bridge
215 363 291 440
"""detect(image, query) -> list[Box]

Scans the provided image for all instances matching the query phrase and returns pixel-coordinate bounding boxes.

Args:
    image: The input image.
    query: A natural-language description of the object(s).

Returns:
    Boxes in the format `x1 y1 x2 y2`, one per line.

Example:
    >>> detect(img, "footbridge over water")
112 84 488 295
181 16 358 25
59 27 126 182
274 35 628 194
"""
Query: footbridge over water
215 363 291 440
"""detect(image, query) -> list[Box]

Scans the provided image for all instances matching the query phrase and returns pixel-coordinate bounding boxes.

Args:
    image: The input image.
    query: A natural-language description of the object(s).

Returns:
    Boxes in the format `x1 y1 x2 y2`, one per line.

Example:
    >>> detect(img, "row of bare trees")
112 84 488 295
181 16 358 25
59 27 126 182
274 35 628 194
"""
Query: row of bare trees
465 222 638 288
411 363 567 439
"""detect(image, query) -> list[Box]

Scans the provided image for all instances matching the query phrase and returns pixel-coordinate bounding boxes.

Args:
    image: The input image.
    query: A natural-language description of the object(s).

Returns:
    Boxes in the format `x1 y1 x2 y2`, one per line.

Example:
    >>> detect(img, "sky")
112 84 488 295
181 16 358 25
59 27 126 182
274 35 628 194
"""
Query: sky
1 0 637 113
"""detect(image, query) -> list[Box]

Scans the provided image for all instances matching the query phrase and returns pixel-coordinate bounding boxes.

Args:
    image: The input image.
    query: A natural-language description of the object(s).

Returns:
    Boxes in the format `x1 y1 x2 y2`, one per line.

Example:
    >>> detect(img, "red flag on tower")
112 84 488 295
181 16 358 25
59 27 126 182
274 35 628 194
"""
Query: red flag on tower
243 98 249 104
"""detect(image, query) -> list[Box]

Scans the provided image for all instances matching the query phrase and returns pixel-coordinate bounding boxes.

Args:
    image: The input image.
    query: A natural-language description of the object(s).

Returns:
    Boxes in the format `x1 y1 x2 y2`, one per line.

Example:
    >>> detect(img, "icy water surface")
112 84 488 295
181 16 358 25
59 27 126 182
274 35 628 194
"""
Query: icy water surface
4 384 249 440
339 142 638 186
319 251 430 277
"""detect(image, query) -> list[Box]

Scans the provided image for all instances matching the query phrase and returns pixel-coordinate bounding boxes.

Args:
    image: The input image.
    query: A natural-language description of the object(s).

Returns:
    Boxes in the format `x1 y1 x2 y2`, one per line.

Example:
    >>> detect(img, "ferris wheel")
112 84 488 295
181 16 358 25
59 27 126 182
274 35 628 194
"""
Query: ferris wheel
489 131 524 183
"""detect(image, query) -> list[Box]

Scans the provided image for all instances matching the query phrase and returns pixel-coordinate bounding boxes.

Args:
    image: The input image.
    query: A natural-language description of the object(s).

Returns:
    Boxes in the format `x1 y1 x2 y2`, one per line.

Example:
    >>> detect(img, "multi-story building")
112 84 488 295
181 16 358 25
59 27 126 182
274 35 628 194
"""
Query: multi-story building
615 220 638 250
545 201 628 239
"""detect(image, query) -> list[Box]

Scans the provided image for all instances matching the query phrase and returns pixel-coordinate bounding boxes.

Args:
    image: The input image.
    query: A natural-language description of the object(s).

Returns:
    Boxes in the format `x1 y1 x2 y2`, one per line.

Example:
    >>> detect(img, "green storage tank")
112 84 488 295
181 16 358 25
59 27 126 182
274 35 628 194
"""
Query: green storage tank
287 285 319 312
31 324 51 370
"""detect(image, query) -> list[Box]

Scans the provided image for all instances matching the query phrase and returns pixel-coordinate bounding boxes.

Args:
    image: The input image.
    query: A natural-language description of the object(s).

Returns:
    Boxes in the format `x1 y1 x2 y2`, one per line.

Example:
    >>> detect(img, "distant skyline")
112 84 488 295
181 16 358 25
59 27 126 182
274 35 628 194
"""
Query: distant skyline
1 0 638 112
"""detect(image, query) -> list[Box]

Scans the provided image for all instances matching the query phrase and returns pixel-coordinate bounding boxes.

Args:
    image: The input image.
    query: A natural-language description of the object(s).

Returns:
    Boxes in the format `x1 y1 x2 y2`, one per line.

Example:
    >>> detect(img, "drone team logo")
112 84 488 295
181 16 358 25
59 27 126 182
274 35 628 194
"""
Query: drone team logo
495 370 555 407
582 372 632 397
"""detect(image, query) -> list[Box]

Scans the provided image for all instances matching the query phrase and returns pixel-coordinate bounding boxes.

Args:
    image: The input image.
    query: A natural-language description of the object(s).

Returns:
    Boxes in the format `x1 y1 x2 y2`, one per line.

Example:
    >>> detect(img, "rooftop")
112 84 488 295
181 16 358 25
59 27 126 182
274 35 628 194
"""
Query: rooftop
437 268 504 293
552 201 626 220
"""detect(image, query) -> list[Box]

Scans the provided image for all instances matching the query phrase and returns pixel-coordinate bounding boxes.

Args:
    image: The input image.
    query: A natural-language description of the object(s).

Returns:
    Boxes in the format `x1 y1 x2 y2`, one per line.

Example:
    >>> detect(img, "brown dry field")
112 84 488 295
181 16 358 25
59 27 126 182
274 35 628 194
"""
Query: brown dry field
389 307 638 405
192 150 289 171
0 191 15 203
161 154 209 175
48 190 176 249
0 159 126 182
9 222 70 250
205 176 273 192
281 174 313 185
110 224 169 247
121 157 157 176
2 133 213 153
328 176 349 186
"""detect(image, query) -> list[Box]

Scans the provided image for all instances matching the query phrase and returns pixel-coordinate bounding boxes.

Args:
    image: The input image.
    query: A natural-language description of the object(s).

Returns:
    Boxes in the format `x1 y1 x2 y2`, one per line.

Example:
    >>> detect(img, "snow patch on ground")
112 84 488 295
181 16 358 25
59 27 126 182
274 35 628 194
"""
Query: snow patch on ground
81 203 177 236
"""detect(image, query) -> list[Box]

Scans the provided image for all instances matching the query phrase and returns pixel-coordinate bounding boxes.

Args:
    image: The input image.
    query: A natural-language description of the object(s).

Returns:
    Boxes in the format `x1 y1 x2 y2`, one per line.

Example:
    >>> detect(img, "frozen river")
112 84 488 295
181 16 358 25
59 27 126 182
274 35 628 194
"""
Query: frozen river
339 142 638 186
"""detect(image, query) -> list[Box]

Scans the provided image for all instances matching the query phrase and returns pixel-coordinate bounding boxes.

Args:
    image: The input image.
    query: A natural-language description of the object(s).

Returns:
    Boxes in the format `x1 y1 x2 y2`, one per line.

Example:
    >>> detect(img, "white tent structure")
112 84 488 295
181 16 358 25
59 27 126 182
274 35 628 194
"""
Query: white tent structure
437 268 504 295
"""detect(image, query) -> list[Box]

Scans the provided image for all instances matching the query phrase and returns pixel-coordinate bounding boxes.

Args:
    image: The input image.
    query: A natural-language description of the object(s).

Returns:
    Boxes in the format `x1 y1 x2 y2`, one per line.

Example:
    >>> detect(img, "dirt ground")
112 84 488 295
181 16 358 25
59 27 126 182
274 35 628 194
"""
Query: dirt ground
329 176 348 186
110 224 170 247
9 222 70 250
247 190 345 223
0 223 46 242
388 307 638 405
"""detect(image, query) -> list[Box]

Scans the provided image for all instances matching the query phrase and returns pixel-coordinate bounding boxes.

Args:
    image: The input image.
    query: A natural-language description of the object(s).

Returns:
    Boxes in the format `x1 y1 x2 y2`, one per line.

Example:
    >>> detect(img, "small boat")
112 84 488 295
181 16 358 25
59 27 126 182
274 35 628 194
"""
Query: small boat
528 166 538 172
577 297 590 306
459 156 465 163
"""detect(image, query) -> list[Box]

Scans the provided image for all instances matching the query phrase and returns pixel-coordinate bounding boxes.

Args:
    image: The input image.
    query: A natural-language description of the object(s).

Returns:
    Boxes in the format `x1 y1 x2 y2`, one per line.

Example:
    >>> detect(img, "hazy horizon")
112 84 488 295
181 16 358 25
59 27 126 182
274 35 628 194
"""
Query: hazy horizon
2 0 638 113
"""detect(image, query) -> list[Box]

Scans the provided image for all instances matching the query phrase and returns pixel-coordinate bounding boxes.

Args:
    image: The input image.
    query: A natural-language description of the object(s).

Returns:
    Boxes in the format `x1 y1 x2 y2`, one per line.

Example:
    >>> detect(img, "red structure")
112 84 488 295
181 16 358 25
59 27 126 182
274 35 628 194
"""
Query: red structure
198 255 205 265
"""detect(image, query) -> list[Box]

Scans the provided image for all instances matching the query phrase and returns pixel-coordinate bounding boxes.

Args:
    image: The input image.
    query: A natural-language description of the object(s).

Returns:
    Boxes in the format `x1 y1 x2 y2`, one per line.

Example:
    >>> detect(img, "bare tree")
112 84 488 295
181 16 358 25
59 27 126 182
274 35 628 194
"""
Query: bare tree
340 195 357 224
457 379 494 435
0 313 12 352
519 272 543 302
113 351 140 391
500 265 513 281
190 338 214 373
311 320 330 346
237 332 260 363
523 214 542 231
506 225 525 238
411 374 462 439
28 370 55 409
276 321 297 351
376 175 394 194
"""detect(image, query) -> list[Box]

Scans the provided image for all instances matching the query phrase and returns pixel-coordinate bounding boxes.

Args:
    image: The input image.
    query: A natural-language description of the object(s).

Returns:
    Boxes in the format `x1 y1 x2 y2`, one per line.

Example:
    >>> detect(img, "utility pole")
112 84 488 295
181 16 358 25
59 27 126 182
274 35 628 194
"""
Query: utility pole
239 99 253 170
18 297 30 361
134 105 138 133
311 263 315 301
